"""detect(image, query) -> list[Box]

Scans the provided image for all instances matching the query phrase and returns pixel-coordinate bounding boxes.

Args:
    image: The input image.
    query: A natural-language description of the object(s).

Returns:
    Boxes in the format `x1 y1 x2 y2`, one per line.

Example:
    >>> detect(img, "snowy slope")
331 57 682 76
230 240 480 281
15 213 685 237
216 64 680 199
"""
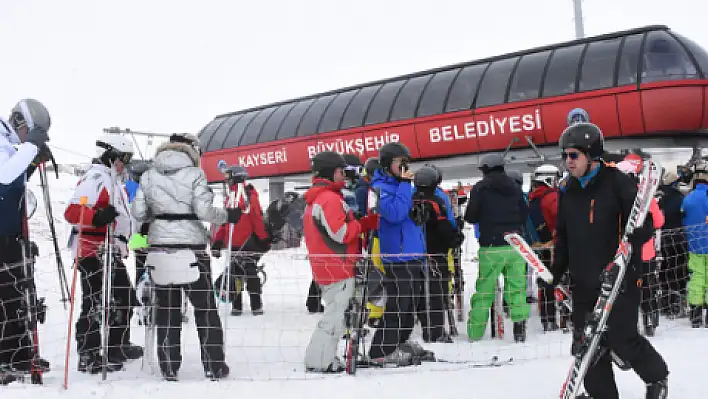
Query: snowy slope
4 171 704 398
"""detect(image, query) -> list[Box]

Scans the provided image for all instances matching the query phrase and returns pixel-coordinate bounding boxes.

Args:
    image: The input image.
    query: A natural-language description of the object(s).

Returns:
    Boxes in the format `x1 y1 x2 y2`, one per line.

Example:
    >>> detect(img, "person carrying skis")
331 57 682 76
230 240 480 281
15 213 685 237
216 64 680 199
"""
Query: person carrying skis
0 99 52 381
212 165 270 316
64 134 142 374
527 164 563 331
411 166 463 343
367 142 431 365
548 122 668 398
131 133 240 381
302 151 378 373
464 153 530 343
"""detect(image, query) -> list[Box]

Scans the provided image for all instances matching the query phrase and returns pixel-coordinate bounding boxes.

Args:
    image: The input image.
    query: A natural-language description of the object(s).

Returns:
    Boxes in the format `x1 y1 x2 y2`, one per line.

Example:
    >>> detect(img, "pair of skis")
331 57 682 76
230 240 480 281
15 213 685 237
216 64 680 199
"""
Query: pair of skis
505 159 661 398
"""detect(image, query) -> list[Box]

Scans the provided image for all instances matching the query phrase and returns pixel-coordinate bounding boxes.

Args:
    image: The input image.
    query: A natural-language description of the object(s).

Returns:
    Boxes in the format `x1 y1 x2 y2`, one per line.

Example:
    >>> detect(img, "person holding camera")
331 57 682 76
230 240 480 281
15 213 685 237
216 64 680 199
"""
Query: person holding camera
367 142 431 366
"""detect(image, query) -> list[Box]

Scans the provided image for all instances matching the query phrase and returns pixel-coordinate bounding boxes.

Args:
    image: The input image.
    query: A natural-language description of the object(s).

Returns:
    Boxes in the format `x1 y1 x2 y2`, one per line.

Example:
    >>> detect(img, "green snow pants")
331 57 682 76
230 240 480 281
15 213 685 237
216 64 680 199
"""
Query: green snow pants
467 246 530 340
687 252 708 306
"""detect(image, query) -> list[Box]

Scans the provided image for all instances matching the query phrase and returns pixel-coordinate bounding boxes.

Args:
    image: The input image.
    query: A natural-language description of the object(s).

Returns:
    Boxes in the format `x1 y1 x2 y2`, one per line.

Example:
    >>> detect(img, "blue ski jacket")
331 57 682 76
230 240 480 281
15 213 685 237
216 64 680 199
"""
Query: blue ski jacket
682 183 708 254
371 169 426 263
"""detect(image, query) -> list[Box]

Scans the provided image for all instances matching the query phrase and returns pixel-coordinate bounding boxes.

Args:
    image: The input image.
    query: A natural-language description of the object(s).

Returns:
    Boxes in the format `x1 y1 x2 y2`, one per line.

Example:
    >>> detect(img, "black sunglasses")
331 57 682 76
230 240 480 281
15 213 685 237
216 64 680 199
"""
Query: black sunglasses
561 152 581 161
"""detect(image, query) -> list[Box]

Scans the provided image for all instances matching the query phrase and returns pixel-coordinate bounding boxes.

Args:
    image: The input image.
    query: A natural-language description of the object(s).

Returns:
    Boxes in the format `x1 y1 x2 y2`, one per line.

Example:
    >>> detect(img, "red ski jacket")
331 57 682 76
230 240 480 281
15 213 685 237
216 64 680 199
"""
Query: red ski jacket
213 184 269 248
303 179 363 285
529 185 559 234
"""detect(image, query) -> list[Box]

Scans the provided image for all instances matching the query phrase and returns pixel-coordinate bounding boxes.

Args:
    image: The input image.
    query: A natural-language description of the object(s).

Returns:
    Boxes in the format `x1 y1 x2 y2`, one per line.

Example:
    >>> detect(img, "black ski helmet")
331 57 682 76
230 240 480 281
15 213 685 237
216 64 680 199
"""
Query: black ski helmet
507 170 523 186
343 153 363 181
559 122 604 160
364 157 380 178
311 151 347 180
426 163 443 185
378 142 411 169
224 165 248 184
478 153 504 173
414 166 440 189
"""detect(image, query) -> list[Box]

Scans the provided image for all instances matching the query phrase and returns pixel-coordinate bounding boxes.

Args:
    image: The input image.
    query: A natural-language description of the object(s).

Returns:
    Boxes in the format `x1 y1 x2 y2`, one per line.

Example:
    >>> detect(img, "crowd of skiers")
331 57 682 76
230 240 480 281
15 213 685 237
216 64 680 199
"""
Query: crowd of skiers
3 99 708 398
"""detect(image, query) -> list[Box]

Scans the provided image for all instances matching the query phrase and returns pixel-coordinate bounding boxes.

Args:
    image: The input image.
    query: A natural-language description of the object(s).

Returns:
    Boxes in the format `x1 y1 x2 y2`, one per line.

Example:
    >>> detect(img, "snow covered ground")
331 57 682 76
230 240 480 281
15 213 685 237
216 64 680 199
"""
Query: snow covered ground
4 171 706 399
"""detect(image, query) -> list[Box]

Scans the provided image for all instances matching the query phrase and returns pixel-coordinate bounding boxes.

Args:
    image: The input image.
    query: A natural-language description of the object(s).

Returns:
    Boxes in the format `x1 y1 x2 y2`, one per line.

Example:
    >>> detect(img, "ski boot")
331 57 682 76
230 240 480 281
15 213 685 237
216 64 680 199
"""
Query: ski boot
369 348 417 367
78 351 124 374
162 369 178 382
205 363 230 380
646 377 668 399
690 305 703 328
513 321 526 343
252 307 264 316
11 357 50 373
109 343 144 362
399 341 435 362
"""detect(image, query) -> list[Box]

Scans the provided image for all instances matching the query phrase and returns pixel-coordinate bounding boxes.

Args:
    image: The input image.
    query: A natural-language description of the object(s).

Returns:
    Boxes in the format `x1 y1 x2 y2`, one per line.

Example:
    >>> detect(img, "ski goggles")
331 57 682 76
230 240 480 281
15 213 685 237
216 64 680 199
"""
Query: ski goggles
116 151 133 164
561 151 581 161
344 164 363 176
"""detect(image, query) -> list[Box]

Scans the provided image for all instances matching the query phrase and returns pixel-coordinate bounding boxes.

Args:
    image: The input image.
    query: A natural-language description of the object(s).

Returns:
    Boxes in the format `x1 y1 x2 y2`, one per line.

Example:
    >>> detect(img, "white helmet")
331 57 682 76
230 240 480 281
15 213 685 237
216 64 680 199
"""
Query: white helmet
95 134 134 165
531 164 561 188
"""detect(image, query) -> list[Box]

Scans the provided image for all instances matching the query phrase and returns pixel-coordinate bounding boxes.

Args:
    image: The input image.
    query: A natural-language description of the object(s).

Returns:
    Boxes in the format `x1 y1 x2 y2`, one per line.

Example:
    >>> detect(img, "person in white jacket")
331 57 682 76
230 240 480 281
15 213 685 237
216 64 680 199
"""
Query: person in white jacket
0 99 51 381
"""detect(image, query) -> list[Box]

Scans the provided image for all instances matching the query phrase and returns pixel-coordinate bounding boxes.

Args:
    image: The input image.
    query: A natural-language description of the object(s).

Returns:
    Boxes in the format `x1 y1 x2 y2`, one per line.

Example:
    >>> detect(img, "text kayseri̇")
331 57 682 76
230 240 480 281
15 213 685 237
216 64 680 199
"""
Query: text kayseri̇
238 148 288 167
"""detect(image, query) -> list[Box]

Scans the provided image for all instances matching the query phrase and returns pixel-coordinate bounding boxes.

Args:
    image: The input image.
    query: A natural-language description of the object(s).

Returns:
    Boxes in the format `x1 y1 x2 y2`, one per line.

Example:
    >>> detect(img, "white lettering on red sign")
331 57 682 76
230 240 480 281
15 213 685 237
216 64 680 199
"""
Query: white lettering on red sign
238 147 288 168
306 131 400 159
429 109 542 143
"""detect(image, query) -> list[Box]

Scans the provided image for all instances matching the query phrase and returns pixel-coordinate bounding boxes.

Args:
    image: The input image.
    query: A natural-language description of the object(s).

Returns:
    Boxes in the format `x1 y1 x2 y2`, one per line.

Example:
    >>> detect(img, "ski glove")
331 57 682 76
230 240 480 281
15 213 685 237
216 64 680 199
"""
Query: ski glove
26 126 49 149
227 208 242 224
358 214 379 233
92 205 118 228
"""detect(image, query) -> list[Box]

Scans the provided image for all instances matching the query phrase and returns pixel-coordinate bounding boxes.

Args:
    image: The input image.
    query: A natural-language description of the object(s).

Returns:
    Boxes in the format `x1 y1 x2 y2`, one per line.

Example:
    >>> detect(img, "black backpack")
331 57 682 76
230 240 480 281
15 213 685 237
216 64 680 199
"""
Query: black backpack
528 190 555 243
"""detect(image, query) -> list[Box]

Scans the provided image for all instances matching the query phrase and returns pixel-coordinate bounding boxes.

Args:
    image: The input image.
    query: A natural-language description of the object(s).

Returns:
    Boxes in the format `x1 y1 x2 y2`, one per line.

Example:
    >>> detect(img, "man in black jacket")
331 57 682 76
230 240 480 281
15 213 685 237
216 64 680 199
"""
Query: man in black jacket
656 169 689 315
549 122 668 399
464 153 529 343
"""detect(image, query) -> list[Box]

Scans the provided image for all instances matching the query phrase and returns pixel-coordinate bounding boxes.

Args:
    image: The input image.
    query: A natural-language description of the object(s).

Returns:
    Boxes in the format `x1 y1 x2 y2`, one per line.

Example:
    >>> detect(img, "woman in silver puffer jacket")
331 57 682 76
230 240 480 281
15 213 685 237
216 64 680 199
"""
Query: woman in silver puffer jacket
132 133 241 381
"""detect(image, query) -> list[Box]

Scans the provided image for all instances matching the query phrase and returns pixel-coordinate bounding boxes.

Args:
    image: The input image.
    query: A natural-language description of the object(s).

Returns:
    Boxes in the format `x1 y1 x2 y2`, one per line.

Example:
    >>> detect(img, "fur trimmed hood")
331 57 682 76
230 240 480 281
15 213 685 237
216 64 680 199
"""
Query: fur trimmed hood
153 141 200 173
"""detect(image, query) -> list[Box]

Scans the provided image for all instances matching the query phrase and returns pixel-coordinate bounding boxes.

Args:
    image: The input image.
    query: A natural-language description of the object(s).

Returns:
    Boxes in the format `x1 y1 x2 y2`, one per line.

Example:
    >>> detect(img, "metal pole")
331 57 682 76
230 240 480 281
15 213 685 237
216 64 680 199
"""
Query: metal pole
573 0 585 39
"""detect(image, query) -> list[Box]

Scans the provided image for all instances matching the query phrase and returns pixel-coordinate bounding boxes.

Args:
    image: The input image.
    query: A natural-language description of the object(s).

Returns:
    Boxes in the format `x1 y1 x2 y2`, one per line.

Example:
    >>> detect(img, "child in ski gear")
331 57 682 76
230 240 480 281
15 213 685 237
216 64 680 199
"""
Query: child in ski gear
412 166 462 343
528 164 563 331
302 151 378 373
131 133 238 381
464 153 530 343
64 134 142 374
212 166 270 316
367 142 429 365
680 161 708 327
0 99 52 378
550 122 668 399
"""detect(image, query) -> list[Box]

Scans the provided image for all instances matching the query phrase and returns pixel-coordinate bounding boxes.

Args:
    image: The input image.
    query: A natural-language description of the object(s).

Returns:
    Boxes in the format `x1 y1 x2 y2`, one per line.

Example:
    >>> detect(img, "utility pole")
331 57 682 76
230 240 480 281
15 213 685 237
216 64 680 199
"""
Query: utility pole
573 0 585 39
102 127 186 160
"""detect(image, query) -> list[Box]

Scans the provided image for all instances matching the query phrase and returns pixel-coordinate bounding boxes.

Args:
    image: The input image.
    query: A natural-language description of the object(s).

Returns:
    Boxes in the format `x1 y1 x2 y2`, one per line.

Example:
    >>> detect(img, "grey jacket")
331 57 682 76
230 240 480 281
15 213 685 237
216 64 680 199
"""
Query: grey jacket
132 141 228 246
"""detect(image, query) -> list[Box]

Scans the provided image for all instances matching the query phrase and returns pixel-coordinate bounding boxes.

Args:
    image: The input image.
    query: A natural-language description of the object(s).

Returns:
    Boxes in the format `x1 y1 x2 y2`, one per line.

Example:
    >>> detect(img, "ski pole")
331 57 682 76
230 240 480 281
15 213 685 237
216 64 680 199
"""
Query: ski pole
64 196 87 390
39 163 70 307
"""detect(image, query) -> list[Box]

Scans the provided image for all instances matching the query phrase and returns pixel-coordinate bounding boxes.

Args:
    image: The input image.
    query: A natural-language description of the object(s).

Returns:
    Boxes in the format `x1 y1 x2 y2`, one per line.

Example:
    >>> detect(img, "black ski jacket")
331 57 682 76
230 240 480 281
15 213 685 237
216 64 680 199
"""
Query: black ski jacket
464 170 528 247
553 164 654 296
657 184 684 230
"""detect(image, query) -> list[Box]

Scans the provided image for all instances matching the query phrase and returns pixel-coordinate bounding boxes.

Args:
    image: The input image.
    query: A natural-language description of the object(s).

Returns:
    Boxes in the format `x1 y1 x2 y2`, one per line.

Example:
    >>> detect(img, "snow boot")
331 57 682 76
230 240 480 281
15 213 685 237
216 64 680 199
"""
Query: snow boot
252 308 264 316
162 369 178 382
646 377 668 399
513 321 526 343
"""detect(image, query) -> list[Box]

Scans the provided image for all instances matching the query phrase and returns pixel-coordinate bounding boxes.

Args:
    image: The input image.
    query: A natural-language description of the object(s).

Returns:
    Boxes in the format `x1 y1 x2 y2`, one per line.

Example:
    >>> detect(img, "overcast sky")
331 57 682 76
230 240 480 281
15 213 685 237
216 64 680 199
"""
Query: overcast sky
2 0 706 166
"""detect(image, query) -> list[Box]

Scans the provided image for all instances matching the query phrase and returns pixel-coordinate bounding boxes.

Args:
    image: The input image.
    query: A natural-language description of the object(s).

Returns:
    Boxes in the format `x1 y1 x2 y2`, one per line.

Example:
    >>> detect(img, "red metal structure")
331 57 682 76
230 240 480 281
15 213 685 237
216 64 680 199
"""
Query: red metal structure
199 25 708 182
